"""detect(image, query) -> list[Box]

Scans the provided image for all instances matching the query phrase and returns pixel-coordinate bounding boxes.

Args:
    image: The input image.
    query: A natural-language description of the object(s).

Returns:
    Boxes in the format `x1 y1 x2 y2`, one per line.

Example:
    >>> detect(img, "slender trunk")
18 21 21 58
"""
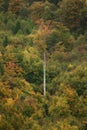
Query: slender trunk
43 52 46 96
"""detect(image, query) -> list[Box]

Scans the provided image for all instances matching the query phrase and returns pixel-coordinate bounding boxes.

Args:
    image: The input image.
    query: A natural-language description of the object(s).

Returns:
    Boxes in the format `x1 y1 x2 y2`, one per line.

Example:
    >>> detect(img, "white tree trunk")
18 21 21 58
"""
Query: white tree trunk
43 52 46 96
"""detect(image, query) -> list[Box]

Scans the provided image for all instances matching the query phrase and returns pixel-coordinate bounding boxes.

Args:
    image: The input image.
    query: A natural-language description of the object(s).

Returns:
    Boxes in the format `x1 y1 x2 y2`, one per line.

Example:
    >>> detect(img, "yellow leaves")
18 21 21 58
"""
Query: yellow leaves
0 115 2 121
68 64 73 69
8 0 25 14
1 86 12 97
82 120 87 125
58 0 83 30
52 21 69 32
4 45 16 61
65 87 77 103
69 63 87 80
30 91 35 96
23 47 40 64
29 2 43 11
32 19 52 51
23 49 30 62
56 119 79 130
29 0 54 21
0 81 3 86
21 79 32 89
66 87 75 97
53 128 57 130
29 2 44 21
28 47 39 57
49 96 70 118
86 0 87 5
4 61 23 77
20 79 35 95
0 52 2 57
13 88 22 99
5 98 14 106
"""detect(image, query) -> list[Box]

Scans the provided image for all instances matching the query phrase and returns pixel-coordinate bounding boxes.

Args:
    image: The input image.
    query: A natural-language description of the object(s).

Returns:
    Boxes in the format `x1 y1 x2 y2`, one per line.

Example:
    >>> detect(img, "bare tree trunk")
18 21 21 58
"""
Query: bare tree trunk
43 52 46 96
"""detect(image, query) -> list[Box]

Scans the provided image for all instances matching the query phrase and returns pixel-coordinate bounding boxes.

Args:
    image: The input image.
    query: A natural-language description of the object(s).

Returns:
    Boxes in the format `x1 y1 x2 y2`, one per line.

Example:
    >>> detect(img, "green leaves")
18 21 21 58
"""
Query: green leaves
57 0 87 33
0 2 87 130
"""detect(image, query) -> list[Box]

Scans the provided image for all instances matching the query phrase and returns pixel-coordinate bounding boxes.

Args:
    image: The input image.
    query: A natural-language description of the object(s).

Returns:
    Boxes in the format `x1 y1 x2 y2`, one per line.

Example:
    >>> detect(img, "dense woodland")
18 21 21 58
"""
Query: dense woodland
0 0 87 130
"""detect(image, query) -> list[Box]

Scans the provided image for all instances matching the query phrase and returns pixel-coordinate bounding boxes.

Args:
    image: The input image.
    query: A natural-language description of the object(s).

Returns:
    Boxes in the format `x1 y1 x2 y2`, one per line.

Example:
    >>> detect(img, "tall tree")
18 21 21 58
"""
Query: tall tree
32 19 52 96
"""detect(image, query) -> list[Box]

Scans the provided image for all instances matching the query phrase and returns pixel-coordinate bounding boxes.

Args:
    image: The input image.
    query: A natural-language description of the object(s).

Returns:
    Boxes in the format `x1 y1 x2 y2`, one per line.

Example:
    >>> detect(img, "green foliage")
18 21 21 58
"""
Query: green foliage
22 47 43 85
57 0 87 33
46 24 75 51
0 12 34 35
0 0 10 12
0 1 87 130
29 1 56 21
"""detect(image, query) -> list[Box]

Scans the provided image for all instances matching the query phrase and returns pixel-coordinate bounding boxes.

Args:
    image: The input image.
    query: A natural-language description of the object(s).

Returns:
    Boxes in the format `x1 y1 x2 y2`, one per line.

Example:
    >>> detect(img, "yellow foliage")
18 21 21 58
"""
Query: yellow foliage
66 87 75 97
0 115 2 121
5 98 14 106
68 64 73 69
32 19 52 51
0 52 2 57
56 119 79 130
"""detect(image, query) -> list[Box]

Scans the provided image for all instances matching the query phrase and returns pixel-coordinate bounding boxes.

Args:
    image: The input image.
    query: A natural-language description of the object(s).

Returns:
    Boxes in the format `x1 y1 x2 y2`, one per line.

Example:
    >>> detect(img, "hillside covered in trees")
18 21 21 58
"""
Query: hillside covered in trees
0 0 87 130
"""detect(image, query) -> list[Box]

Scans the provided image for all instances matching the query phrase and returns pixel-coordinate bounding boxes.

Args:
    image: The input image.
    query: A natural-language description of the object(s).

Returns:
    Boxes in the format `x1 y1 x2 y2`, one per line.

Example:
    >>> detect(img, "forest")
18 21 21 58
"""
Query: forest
0 0 87 130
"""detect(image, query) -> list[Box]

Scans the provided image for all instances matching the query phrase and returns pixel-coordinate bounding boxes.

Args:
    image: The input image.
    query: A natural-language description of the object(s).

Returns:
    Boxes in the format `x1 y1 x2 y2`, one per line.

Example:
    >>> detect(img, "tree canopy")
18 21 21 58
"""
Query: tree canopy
0 0 87 129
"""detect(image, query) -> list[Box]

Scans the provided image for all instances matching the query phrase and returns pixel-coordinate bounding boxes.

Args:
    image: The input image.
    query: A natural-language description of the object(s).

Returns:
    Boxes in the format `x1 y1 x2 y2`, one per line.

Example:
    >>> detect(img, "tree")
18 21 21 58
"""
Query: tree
29 1 56 21
22 46 43 86
32 19 52 96
8 0 26 15
57 0 87 32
